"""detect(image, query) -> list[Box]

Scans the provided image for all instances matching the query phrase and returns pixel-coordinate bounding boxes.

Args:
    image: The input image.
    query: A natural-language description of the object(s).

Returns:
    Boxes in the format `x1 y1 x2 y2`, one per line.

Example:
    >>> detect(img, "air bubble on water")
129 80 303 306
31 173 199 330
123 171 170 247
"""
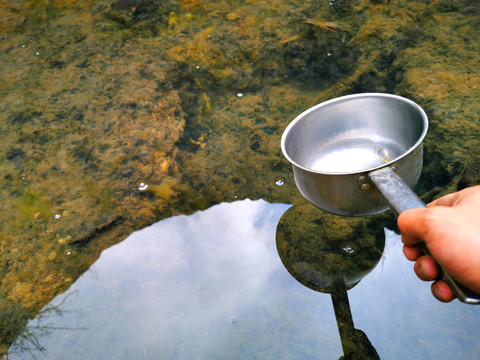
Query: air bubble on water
138 183 149 191
237 93 243 98
231 316 237 324
54 214 61 219
275 179 285 186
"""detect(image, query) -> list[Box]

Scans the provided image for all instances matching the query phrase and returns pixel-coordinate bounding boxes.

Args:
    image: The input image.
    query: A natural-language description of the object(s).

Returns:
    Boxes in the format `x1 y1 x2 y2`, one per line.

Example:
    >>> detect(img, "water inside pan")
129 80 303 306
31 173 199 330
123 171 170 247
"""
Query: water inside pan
308 138 403 173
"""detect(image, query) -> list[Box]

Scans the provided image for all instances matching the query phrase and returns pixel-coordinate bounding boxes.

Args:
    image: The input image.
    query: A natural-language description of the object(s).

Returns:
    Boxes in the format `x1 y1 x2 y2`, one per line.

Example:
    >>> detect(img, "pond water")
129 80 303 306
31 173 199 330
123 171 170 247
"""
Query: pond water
1 0 480 358
7 199 480 359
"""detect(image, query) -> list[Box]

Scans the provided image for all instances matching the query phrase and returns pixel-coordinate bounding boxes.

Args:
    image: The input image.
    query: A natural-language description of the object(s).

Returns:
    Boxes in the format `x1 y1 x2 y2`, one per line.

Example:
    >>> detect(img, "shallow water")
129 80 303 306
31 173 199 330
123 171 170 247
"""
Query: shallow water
1 0 480 357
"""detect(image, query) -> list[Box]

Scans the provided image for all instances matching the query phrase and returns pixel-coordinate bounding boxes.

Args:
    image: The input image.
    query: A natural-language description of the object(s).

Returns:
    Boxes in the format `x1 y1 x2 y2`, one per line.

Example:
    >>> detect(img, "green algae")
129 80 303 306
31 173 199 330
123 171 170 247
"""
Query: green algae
17 185 51 223
1 0 480 355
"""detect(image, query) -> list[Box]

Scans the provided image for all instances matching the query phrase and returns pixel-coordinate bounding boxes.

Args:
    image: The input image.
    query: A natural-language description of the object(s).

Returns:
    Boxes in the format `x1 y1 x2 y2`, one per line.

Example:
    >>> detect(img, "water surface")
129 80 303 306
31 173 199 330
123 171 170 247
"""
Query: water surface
8 200 480 359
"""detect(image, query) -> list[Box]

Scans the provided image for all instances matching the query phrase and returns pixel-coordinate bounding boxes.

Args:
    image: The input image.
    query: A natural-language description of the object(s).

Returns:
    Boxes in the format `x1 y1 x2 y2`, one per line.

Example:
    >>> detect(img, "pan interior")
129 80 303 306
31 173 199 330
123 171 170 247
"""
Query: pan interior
308 137 404 173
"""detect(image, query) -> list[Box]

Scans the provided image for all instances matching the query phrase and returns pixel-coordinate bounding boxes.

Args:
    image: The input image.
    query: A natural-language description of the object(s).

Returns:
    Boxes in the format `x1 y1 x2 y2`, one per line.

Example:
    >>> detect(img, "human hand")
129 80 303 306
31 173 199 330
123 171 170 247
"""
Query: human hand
397 185 480 302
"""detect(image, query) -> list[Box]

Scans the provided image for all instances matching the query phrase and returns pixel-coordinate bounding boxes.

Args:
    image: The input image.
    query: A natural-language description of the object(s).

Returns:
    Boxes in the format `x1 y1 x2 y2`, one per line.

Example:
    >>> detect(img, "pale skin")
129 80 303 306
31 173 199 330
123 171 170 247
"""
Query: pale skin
397 185 480 302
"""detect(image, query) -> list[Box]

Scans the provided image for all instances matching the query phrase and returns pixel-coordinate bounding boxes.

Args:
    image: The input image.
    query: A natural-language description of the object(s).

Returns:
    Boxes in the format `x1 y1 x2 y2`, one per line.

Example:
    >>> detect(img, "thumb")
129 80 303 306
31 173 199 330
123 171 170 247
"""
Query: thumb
397 207 431 246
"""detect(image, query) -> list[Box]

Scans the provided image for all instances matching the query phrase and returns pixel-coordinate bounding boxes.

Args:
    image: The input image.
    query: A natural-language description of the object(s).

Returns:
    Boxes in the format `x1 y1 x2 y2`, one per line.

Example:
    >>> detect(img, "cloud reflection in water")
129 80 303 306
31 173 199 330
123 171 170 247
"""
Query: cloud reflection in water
9 200 342 360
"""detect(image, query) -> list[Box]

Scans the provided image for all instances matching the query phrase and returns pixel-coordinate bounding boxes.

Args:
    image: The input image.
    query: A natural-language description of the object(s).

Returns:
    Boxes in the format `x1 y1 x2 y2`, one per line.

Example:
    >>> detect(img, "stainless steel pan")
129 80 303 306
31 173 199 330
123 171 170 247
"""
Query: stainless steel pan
281 93 480 304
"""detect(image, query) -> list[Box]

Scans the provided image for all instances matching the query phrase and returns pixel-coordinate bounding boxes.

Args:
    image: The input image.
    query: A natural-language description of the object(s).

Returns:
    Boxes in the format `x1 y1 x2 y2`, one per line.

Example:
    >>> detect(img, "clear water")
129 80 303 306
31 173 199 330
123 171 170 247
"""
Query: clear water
309 140 401 173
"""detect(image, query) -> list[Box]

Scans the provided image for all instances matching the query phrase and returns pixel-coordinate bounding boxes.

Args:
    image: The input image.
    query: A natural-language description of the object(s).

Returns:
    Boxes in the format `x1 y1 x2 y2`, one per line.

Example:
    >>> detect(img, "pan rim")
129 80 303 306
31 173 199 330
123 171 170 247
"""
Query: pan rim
280 92 429 176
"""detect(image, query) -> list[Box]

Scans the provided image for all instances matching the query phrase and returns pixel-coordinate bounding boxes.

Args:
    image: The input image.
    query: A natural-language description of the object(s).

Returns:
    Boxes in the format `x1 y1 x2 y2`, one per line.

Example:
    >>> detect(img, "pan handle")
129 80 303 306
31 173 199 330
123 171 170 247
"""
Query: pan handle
368 167 480 305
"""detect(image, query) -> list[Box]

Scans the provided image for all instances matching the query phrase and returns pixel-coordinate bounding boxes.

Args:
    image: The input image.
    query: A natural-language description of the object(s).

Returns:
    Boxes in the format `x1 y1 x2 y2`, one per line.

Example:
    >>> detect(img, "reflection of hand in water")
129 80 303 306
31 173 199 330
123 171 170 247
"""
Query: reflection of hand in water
398 185 480 303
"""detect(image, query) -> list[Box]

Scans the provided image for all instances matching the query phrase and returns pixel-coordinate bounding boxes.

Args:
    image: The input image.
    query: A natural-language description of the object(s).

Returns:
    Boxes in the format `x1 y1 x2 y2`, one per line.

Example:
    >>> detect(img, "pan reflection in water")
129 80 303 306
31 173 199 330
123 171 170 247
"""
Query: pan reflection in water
275 203 385 359
8 200 480 360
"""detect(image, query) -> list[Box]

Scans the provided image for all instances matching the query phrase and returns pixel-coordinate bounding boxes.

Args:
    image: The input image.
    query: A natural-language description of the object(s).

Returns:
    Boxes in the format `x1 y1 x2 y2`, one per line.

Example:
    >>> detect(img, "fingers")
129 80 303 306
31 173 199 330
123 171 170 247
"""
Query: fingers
403 245 440 280
413 255 439 281
405 253 455 302
431 281 455 302
403 244 422 261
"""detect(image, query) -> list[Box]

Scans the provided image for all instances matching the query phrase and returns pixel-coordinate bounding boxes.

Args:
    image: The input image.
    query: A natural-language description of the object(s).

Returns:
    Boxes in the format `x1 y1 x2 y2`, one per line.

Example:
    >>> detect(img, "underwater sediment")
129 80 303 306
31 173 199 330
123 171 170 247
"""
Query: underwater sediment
1 0 479 354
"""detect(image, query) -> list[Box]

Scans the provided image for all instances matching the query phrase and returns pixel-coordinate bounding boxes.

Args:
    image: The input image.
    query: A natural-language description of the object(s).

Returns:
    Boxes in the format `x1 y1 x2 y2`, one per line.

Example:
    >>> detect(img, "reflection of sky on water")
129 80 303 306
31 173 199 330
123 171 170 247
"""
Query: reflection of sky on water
9 200 480 359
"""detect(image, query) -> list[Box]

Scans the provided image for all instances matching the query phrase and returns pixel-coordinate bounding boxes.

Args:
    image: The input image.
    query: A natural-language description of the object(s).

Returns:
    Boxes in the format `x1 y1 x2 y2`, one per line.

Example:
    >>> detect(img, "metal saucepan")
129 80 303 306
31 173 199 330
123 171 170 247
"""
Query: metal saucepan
281 93 480 304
